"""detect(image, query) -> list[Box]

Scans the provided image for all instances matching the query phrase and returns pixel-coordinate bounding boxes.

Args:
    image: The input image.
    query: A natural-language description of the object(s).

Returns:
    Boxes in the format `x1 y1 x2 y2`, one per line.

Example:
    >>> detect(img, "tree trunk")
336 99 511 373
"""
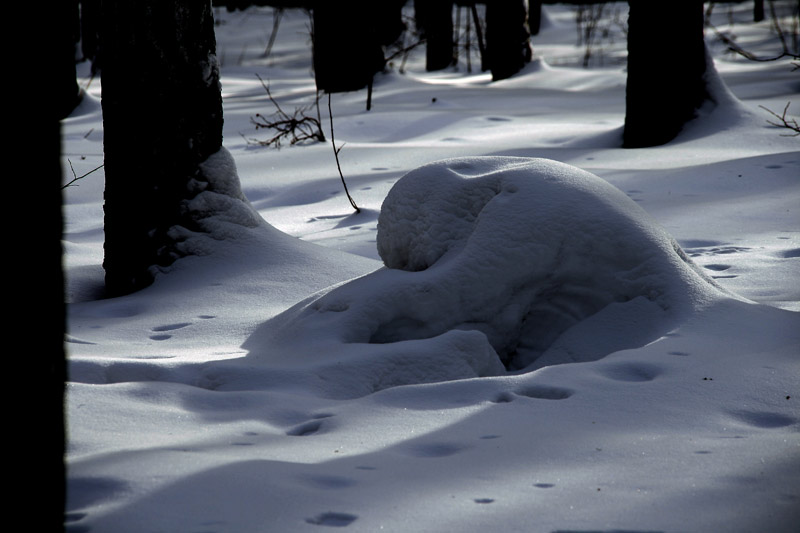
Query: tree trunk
485 0 532 81
312 1 387 93
416 0 455 71
58 0 81 118
101 0 224 296
529 0 543 36
79 0 101 69
623 1 707 148
15 3 68 528
754 0 765 22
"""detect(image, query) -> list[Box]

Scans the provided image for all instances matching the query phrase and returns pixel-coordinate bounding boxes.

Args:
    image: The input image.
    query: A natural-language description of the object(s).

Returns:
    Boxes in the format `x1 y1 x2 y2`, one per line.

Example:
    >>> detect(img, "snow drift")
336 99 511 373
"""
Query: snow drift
242 157 739 398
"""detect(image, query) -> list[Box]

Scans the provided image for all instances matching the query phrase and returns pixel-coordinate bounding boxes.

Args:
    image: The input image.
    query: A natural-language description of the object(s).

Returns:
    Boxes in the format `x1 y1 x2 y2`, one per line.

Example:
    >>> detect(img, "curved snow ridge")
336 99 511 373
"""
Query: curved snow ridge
248 157 738 398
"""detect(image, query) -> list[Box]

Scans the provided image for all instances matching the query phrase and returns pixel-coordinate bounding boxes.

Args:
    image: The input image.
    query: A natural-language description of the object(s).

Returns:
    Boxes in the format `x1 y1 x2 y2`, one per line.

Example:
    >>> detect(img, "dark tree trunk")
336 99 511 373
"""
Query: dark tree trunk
485 0 532 81
312 1 387 93
58 0 82 118
15 3 68 529
79 0 101 69
529 0 543 36
101 0 224 296
416 0 455 71
623 1 708 148
754 0 765 22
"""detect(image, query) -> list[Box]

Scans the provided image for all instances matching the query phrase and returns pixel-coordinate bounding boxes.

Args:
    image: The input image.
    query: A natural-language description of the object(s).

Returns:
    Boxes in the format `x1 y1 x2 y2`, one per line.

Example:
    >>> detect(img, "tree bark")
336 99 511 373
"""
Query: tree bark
312 1 387 93
58 0 82 118
101 0 224 296
754 0 765 22
416 0 455 71
529 0 543 36
623 1 708 148
485 0 532 81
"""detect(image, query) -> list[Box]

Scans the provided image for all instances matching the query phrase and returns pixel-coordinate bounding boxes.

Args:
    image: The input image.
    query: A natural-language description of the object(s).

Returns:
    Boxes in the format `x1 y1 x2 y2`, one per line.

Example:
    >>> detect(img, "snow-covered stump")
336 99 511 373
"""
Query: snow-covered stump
248 157 736 398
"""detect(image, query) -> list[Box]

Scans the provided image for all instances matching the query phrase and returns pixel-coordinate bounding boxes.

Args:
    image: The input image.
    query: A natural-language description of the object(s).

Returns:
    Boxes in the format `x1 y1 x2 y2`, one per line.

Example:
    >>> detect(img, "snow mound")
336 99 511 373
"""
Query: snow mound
244 157 736 397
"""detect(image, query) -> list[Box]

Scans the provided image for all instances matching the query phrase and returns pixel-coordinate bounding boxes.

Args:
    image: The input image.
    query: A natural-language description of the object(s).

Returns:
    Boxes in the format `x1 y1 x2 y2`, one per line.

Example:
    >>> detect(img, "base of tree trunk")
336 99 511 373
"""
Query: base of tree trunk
485 0 532 81
623 2 708 148
102 0 224 296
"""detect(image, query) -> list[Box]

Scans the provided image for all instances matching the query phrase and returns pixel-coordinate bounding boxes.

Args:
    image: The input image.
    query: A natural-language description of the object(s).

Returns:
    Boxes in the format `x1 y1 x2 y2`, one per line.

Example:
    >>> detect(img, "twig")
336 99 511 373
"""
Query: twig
327 93 359 213
62 160 104 189
760 102 800 136
707 1 800 62
246 74 325 148
262 7 284 58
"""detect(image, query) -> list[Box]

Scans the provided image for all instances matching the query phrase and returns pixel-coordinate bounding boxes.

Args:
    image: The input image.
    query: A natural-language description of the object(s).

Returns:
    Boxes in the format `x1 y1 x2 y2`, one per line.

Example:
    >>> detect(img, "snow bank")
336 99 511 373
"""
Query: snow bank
242 157 738 398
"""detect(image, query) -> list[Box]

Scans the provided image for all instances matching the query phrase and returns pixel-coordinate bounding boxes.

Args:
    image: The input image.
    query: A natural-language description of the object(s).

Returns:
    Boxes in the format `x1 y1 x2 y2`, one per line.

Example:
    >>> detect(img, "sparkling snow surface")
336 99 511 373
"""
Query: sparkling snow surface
63 4 799 532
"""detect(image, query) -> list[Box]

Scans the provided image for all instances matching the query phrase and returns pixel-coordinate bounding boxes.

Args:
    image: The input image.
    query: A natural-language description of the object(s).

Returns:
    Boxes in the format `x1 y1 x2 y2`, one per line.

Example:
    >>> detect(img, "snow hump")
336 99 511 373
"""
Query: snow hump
247 157 732 397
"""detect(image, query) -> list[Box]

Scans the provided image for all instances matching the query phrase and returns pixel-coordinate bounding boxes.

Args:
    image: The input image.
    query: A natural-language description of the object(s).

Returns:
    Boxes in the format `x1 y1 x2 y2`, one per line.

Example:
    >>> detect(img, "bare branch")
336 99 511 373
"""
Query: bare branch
327 93 359 213
245 75 325 148
759 102 800 136
62 159 104 189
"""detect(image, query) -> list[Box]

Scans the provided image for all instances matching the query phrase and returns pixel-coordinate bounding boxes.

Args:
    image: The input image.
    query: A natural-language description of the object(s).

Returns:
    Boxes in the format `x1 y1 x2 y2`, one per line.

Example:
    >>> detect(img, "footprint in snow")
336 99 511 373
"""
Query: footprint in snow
728 410 798 429
306 512 358 527
152 322 191 332
149 322 192 341
703 264 731 271
776 248 800 259
515 384 574 400
597 362 663 382
301 475 357 490
491 385 572 403
286 419 326 437
401 442 468 458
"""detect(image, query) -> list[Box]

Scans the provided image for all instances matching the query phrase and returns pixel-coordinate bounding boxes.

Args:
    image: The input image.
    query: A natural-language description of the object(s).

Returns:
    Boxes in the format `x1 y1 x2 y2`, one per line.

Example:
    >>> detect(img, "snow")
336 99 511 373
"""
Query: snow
62 3 800 532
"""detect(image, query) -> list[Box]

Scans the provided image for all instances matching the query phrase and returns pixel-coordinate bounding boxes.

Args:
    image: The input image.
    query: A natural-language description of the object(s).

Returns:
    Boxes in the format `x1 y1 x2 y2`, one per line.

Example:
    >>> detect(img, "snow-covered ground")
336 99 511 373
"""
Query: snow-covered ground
62 4 799 532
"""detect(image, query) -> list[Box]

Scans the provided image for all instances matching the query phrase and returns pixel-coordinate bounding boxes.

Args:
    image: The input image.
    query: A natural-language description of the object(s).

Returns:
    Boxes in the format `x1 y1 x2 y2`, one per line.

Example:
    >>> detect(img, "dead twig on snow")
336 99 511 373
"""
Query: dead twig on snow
62 159 104 189
245 74 325 148
760 102 800 136
327 93 359 213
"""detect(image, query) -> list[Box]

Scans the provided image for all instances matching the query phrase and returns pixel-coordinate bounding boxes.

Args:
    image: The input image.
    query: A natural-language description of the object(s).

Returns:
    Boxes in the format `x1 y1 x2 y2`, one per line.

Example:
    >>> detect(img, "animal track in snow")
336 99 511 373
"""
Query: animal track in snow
286 419 325 437
514 385 574 400
703 264 731 271
728 410 798 429
597 362 663 382
149 322 192 341
401 442 468 458
301 475 357 490
776 248 800 259
305 512 358 527
684 244 751 258
152 322 192 332
492 385 573 403
286 414 334 436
